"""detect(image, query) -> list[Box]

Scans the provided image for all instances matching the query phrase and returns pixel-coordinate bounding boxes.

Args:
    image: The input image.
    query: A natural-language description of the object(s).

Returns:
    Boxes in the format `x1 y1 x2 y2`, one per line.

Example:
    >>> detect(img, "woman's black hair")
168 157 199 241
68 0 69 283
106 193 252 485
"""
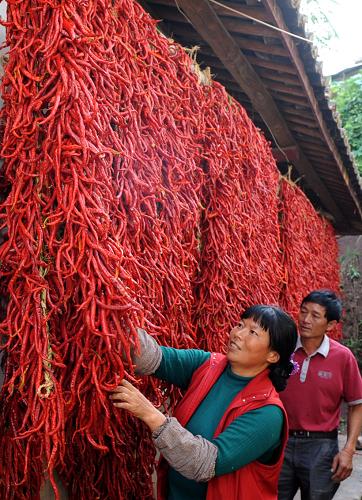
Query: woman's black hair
241 305 298 392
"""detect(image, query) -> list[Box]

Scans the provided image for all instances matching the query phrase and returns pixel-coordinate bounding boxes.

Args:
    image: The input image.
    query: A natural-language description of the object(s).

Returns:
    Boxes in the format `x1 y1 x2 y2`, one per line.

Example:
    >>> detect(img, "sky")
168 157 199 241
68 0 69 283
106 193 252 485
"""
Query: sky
300 0 362 75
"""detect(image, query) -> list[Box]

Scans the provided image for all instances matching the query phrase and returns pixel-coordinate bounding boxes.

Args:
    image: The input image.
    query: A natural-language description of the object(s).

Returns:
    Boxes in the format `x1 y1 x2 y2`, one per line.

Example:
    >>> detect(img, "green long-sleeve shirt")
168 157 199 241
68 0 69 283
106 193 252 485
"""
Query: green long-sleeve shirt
154 346 283 500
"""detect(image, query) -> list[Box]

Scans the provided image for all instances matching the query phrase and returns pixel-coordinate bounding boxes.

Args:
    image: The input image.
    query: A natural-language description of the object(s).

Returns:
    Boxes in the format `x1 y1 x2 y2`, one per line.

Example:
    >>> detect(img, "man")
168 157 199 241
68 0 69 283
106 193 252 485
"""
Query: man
278 289 362 500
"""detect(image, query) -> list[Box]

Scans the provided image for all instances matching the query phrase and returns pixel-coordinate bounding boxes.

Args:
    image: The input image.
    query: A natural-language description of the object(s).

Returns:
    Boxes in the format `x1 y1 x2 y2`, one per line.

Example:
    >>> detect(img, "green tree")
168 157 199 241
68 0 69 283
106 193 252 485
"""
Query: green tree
331 71 362 174
301 0 362 175
300 0 338 47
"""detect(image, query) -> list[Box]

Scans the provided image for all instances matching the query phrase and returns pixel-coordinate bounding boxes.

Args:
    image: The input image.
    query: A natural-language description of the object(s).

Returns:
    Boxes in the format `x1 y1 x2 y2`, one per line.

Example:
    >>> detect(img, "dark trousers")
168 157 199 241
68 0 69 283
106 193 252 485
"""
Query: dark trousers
278 437 340 500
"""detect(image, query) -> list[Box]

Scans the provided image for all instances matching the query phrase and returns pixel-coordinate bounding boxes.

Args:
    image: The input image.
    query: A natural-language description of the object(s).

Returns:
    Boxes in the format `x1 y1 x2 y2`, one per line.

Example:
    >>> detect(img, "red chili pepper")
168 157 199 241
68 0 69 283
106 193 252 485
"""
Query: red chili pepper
279 179 341 339
0 1 341 498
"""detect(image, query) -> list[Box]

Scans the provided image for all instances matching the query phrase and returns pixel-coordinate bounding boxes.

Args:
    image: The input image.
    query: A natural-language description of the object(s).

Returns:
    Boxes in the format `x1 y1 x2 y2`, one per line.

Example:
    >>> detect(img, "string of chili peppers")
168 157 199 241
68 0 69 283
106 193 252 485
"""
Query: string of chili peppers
279 179 341 339
0 1 342 498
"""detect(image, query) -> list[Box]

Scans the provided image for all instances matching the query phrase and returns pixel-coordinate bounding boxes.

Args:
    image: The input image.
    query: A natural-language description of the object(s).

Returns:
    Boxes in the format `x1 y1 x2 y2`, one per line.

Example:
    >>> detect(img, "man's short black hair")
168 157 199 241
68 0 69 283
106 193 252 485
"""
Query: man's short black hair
301 289 342 322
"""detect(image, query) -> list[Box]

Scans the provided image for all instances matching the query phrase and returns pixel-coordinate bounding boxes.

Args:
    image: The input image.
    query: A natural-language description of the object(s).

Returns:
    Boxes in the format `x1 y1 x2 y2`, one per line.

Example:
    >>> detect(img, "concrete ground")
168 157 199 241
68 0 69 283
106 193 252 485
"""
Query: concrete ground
294 434 362 500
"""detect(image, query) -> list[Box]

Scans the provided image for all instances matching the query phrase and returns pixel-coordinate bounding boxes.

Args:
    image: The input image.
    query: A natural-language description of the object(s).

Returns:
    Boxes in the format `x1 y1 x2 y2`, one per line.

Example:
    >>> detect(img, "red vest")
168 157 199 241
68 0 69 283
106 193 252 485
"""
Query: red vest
157 353 289 500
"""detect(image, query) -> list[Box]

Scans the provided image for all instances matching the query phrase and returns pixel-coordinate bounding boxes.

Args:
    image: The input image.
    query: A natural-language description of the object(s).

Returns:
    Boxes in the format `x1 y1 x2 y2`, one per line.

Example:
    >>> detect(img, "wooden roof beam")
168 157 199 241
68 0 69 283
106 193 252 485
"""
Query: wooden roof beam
172 0 346 226
171 25 289 57
256 68 300 85
150 6 279 38
218 17 281 38
148 0 274 23
284 114 319 128
264 80 306 97
200 58 300 90
289 124 323 139
262 0 362 223
277 103 316 119
246 55 298 74
271 92 309 107
201 57 300 87
272 146 300 162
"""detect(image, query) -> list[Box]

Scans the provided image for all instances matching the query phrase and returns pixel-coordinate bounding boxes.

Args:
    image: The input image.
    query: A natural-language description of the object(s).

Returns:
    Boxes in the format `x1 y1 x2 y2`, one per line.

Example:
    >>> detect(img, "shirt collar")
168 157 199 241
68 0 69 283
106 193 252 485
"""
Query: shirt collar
295 335 330 357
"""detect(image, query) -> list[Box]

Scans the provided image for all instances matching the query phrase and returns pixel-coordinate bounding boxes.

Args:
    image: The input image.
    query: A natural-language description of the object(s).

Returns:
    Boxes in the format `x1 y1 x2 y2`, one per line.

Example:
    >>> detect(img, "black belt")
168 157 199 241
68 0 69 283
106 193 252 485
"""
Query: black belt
289 429 338 439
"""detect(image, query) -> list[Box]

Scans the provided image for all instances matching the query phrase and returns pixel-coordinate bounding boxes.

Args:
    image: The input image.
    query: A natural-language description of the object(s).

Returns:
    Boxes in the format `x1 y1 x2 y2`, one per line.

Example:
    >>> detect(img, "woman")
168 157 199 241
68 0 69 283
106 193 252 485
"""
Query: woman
110 305 298 499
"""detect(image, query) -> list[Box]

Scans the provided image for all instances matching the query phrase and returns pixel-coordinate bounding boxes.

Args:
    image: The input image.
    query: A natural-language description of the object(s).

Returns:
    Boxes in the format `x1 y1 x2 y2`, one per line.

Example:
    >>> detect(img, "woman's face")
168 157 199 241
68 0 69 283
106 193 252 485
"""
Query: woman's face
227 317 279 376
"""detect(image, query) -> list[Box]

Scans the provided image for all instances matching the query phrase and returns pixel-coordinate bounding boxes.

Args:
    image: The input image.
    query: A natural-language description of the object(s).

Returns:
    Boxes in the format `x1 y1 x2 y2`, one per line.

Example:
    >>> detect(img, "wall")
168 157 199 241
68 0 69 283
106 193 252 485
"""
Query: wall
338 235 362 339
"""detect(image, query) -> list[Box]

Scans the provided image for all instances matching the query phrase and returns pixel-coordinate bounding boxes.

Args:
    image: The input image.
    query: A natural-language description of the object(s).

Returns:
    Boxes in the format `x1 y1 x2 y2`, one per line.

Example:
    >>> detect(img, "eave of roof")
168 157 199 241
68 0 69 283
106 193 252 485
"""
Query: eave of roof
141 0 362 234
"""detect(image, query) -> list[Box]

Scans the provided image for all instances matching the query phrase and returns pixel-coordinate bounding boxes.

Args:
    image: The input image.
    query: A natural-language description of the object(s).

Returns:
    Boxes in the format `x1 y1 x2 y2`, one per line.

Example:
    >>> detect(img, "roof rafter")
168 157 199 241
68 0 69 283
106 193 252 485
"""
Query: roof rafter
170 0 346 225
263 0 362 223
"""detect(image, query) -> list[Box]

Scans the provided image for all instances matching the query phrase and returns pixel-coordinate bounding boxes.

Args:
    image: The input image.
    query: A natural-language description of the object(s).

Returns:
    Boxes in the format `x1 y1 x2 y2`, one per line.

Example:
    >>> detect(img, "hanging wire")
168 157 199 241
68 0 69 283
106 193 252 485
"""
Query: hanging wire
209 0 313 44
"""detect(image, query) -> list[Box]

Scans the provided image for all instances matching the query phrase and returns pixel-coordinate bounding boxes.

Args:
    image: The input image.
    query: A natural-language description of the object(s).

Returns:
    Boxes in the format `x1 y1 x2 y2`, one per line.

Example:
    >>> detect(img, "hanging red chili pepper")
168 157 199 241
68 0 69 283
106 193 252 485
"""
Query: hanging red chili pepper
279 179 341 339
0 1 341 498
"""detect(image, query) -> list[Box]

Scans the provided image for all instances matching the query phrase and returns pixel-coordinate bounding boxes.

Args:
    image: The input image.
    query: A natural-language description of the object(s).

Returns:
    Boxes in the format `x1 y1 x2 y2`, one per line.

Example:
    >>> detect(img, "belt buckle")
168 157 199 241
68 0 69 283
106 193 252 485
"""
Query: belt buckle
293 430 309 437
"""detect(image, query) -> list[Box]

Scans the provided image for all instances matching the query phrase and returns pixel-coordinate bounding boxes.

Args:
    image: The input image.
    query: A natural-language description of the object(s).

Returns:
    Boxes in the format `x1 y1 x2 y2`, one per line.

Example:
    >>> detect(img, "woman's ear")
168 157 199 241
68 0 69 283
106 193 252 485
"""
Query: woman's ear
326 320 337 332
267 350 280 364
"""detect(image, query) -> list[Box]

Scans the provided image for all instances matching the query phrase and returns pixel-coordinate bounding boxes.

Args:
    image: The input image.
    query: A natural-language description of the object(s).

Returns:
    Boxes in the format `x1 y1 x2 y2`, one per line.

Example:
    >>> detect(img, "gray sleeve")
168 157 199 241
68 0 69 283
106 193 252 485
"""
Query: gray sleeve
133 328 162 375
152 417 217 482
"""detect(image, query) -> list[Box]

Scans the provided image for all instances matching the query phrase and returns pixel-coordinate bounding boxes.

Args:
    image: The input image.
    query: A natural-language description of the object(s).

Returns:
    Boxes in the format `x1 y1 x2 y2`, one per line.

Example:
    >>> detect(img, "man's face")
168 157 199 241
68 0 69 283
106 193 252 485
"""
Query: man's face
298 301 335 340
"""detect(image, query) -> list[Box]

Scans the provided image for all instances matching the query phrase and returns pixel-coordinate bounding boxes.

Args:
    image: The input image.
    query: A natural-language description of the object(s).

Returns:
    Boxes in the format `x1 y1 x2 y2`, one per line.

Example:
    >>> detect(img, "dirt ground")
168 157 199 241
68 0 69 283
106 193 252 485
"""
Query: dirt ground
294 434 362 500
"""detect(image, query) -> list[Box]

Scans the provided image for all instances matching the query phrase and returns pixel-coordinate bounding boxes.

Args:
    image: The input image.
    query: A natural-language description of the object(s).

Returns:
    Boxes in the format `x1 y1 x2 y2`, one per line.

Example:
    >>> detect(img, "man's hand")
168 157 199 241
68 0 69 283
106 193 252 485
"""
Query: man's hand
331 449 353 482
110 380 166 431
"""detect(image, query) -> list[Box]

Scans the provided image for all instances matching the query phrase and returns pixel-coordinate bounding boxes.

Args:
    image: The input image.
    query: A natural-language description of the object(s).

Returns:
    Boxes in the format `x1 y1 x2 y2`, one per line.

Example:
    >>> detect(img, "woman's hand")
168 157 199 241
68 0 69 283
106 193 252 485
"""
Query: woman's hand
110 380 166 431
